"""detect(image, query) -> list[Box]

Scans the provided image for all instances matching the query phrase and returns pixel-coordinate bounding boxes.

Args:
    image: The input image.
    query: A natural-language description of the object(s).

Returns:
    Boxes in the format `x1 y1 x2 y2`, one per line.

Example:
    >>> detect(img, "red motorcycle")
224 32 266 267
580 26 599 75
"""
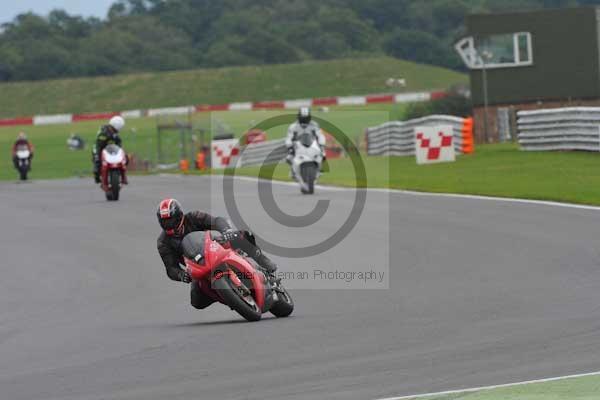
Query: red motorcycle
100 144 128 201
182 231 294 322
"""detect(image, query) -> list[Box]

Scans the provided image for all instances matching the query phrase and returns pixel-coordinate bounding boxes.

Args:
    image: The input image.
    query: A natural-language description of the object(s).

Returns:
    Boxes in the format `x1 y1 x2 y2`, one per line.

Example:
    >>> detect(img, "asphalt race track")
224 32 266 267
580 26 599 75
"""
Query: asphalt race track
2 175 600 400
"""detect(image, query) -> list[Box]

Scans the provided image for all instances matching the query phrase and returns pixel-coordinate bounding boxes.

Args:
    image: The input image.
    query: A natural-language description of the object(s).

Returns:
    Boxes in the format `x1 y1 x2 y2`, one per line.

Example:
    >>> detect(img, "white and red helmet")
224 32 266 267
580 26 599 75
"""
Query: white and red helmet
157 198 184 236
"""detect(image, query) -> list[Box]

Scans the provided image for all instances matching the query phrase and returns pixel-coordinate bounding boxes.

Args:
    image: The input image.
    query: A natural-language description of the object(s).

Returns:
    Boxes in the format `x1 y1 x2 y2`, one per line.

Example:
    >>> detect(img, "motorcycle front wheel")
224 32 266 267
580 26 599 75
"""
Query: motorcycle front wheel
213 268 262 322
107 170 120 201
19 167 28 181
300 163 317 194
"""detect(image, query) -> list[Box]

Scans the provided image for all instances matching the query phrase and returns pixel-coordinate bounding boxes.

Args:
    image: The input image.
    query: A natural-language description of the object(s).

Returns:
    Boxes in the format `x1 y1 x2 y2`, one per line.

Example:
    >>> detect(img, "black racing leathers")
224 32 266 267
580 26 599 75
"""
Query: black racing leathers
93 125 122 180
12 139 34 169
95 125 122 155
157 211 231 282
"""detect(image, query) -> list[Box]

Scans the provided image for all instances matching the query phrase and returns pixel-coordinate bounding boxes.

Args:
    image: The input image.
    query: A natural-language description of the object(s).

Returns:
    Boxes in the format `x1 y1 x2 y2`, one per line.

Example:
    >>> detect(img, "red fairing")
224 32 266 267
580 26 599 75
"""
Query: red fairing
12 140 34 155
185 258 209 281
184 233 266 310
100 148 127 191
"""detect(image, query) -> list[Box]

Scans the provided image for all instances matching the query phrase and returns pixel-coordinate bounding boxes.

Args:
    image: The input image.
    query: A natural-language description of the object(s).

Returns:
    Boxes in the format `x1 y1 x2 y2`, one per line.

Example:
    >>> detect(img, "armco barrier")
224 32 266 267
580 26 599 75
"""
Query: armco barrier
0 91 444 128
147 106 195 117
238 139 287 167
517 107 600 151
366 115 474 156
33 114 72 125
0 117 33 127
121 110 143 119
72 112 120 122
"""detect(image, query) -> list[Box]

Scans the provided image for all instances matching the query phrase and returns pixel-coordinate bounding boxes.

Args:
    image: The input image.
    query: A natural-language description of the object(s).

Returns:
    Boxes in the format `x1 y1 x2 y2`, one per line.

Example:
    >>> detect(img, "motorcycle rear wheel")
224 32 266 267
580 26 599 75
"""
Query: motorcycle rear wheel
213 268 262 322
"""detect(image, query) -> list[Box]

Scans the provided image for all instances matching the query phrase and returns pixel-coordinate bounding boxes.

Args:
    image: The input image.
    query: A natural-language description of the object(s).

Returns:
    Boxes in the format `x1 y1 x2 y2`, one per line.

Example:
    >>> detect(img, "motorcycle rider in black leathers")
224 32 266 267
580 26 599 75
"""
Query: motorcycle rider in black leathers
12 132 34 169
156 198 278 310
92 116 124 183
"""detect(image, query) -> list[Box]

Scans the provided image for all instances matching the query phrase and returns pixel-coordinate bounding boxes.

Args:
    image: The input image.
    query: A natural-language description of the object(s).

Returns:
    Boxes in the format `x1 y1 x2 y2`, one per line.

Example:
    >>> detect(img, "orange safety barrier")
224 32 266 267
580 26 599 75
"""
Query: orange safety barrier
195 152 206 170
179 159 190 172
461 117 475 154
324 132 343 159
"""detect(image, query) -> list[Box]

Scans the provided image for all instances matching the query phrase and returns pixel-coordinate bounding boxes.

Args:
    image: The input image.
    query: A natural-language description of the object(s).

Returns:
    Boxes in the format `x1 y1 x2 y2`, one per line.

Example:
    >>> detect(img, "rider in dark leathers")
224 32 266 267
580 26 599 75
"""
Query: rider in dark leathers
92 116 124 183
12 132 34 169
156 198 278 310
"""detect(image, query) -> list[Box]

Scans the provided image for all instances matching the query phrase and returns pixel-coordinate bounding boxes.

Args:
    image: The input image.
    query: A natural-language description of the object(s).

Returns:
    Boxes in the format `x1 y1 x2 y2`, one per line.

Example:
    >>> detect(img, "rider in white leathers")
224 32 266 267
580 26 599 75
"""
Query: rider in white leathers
285 107 326 169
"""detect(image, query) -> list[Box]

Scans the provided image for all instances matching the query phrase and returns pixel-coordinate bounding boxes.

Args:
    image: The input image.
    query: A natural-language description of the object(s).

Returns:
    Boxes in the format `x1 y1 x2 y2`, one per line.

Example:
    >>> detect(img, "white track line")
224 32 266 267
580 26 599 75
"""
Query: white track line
222 175 600 212
212 175 600 396
374 370 600 399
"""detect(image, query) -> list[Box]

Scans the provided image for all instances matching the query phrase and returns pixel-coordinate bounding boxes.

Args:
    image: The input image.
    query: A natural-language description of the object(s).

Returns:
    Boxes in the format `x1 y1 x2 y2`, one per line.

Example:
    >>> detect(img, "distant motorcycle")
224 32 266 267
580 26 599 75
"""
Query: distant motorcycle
290 132 323 194
14 145 31 181
182 231 294 322
100 144 128 201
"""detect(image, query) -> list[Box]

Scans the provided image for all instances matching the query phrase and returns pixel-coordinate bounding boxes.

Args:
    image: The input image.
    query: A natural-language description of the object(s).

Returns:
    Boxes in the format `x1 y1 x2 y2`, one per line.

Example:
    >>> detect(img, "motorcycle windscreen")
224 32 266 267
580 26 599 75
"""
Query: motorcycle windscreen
104 144 120 155
299 132 315 148
181 231 206 262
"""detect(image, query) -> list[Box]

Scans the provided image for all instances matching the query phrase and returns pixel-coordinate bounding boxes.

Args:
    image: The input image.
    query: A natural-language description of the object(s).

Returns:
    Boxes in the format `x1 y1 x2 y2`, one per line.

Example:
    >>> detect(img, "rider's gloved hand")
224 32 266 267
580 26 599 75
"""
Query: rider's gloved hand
222 229 241 244
179 270 192 283
286 147 294 165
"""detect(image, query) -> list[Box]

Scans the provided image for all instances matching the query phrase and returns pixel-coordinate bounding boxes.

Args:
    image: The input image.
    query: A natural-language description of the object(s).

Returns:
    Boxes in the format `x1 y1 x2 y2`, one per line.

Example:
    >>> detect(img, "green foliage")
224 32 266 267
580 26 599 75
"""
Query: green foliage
404 94 472 119
0 0 595 82
384 29 462 70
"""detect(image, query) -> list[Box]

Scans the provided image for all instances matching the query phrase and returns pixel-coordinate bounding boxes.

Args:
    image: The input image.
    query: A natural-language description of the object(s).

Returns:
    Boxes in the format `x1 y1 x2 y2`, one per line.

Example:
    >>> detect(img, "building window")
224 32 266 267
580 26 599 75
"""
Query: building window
455 32 533 69
516 32 532 63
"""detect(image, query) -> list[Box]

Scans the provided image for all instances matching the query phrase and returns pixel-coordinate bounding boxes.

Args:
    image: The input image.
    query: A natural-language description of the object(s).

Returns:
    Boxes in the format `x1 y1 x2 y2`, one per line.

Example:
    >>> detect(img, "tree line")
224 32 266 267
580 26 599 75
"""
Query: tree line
0 0 596 82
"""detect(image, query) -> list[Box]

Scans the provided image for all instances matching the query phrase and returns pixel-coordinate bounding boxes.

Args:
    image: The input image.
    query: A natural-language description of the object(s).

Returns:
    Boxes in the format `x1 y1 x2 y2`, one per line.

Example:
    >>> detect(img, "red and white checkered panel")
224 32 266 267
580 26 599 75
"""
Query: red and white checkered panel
211 139 240 169
414 125 456 165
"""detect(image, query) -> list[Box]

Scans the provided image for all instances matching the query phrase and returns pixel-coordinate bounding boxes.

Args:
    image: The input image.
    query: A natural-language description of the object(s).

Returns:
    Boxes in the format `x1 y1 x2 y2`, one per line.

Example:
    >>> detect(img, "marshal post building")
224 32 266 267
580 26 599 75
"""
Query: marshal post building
456 6 600 143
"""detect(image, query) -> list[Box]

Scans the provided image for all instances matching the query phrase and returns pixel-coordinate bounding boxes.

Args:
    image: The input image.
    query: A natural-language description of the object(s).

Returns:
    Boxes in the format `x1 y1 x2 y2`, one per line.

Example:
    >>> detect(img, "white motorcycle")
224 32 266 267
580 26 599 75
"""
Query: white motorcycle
15 145 31 181
290 132 323 195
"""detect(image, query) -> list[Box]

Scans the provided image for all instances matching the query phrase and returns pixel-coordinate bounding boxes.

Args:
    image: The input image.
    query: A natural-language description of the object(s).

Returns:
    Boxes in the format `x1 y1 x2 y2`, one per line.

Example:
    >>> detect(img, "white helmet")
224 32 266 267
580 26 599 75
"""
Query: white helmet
298 107 311 126
109 116 125 132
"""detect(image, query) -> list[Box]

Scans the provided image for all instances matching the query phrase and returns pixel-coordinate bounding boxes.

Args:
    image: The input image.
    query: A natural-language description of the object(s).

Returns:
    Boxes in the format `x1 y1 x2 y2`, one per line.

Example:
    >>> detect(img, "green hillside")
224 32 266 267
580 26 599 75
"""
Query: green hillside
0 57 466 118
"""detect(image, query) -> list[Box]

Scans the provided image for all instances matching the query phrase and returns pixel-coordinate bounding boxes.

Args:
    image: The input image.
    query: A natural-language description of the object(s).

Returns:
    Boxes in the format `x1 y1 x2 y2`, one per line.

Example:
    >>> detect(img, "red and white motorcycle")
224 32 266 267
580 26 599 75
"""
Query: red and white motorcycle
14 145 32 181
182 231 294 322
100 144 128 201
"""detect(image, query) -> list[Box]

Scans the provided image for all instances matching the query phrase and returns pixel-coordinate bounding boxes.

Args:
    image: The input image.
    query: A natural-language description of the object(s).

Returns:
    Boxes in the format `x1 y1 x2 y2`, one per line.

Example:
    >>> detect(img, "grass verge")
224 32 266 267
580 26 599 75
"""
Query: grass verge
5 108 600 208
0 57 465 118
405 374 600 399
0 106 392 180
232 143 600 206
